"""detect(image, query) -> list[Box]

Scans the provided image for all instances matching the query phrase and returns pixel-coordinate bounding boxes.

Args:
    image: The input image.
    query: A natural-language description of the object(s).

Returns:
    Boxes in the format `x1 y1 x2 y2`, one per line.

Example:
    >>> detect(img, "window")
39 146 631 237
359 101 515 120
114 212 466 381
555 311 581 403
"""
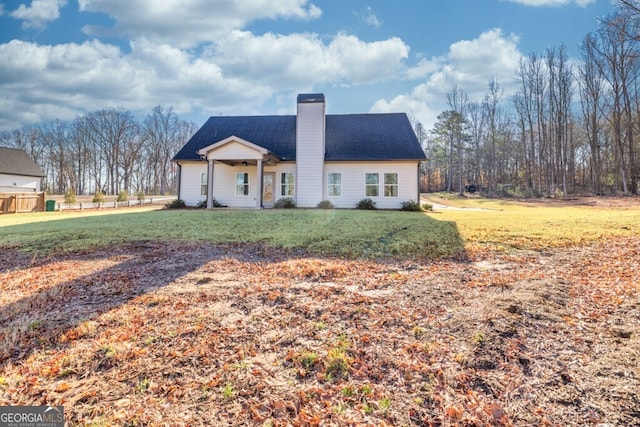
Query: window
328 173 341 197
200 173 207 196
365 173 379 197
236 172 249 196
384 173 398 197
281 173 295 197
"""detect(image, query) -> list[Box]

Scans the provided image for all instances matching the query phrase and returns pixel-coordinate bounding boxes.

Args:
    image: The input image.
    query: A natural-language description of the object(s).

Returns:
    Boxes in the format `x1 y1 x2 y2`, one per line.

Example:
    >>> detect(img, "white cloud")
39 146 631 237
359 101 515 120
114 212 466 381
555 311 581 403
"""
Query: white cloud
78 0 322 48
360 6 382 28
0 28 411 130
10 0 67 29
405 58 441 80
500 0 595 6
200 31 409 87
445 28 521 91
0 37 270 128
0 39 138 128
371 29 522 129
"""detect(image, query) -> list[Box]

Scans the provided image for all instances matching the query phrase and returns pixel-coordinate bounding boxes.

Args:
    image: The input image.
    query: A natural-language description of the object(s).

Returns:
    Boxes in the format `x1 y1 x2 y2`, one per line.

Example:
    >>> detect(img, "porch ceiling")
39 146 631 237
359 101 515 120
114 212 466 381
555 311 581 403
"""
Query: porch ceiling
214 158 279 167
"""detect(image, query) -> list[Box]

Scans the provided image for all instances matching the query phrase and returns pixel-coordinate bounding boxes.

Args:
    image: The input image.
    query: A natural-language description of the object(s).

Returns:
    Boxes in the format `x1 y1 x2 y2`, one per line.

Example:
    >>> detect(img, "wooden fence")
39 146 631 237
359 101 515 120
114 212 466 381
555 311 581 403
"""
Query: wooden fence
0 192 45 214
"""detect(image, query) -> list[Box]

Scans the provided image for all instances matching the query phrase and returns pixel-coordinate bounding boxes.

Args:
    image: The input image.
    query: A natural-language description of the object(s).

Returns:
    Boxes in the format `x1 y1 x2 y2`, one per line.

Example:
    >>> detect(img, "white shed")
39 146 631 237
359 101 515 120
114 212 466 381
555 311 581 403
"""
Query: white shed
0 147 45 193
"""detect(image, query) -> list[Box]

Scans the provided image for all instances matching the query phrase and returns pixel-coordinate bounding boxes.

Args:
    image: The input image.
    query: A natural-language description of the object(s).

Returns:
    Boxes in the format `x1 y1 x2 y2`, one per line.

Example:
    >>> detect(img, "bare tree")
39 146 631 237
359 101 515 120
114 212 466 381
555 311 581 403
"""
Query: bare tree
547 45 573 197
579 33 606 194
86 108 139 194
446 86 470 195
1 104 196 196
514 53 548 196
40 120 72 194
483 78 504 194
590 10 639 194
66 116 94 195
617 1 640 39
144 106 186 194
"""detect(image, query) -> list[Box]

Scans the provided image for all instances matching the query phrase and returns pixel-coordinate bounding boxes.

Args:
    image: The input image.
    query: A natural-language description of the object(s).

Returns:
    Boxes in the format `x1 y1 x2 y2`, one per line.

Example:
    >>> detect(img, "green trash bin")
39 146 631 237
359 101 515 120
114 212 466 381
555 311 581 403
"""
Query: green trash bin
46 200 56 212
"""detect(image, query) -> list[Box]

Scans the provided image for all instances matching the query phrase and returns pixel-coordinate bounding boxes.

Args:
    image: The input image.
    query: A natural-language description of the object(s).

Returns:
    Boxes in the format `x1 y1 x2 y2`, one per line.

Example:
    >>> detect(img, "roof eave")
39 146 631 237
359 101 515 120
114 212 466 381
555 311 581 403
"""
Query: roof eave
0 171 45 178
324 157 426 162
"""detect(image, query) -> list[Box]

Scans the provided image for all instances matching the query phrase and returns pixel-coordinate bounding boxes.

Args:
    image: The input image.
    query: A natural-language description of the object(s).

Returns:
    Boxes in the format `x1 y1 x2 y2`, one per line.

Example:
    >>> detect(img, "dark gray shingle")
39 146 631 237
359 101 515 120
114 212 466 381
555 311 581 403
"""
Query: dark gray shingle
0 147 45 177
172 113 425 162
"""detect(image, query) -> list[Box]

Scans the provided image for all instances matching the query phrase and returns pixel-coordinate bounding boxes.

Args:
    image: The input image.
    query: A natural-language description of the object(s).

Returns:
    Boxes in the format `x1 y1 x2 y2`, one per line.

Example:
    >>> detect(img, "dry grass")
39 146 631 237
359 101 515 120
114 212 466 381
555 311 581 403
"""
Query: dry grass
1 238 639 425
427 195 640 253
1 197 639 425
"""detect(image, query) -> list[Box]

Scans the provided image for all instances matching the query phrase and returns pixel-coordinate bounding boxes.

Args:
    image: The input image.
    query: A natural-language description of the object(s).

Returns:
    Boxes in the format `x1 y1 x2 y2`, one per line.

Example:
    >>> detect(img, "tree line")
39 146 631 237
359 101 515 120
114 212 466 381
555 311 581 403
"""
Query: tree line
4 2 640 199
420 1 640 197
0 106 197 196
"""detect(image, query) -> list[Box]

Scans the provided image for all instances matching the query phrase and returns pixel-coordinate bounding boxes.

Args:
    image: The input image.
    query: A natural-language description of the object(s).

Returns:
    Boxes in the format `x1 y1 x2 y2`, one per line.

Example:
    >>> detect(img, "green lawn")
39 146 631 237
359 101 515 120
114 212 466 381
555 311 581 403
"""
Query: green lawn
0 207 463 259
2 199 640 259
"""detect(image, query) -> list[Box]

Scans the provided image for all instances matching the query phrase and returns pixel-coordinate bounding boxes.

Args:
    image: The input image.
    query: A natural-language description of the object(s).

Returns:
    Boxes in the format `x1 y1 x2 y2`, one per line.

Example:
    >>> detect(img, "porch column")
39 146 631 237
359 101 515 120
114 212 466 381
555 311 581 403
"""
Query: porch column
207 158 215 209
176 163 182 200
257 159 263 208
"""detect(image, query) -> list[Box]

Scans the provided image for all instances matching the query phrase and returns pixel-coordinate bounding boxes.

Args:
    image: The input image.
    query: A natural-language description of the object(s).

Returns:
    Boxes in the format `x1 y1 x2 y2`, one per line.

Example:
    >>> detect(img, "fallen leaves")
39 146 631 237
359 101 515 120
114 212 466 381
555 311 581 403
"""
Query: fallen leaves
0 237 639 425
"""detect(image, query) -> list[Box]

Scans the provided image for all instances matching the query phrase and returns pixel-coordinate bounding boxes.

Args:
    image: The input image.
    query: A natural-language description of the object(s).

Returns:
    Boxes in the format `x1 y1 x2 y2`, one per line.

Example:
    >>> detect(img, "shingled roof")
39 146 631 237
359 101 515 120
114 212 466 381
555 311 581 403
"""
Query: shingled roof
172 113 425 162
0 147 45 177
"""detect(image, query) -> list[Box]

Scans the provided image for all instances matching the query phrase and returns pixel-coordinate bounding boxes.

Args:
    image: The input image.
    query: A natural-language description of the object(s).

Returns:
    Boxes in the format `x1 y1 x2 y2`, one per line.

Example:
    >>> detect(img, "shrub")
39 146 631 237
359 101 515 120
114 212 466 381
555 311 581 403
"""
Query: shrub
197 199 226 208
166 199 186 209
400 200 422 211
355 198 376 210
92 190 105 203
64 189 76 204
274 197 296 208
317 200 334 209
136 191 145 201
117 190 128 202
422 203 433 211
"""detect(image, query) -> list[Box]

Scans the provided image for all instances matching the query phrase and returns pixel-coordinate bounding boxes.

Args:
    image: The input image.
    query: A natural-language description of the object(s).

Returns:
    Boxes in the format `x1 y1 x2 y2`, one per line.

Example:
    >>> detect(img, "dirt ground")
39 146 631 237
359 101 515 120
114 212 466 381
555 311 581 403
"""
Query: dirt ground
1 209 639 425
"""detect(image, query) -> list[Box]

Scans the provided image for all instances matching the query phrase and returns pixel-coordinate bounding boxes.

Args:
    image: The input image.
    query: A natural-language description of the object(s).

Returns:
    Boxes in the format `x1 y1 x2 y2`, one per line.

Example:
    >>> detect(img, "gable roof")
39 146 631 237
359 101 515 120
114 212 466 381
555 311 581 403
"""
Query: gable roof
0 147 45 177
172 113 425 162
197 135 271 157
178 115 296 161
325 114 424 161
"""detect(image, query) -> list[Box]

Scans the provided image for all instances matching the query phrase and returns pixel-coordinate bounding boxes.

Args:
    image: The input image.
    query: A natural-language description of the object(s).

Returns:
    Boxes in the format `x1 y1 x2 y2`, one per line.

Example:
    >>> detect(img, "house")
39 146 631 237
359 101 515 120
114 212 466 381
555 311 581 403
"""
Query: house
172 94 426 209
0 147 45 193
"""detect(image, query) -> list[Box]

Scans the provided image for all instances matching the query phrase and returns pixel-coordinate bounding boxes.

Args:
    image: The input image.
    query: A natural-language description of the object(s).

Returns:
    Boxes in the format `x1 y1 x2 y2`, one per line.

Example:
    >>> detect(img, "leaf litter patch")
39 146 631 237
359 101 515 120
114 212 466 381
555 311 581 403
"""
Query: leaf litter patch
0 238 638 426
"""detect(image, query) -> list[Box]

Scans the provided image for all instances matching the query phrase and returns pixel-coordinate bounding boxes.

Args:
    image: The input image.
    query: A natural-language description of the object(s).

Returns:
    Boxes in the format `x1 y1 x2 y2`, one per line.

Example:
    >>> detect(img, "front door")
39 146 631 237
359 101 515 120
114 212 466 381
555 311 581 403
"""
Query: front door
263 172 275 207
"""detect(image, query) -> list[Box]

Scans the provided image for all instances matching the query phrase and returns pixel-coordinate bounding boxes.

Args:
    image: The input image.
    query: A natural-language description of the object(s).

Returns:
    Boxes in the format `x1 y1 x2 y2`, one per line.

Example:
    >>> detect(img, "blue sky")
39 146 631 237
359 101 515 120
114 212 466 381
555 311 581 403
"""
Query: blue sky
0 0 616 132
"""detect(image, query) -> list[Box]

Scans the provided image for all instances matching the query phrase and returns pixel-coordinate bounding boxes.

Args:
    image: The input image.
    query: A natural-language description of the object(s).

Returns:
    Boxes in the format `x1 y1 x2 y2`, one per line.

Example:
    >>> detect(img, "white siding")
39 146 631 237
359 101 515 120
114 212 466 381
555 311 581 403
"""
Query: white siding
0 174 42 192
324 162 419 209
181 161 419 209
296 102 325 207
210 164 257 208
210 142 264 160
179 161 299 208
179 162 208 206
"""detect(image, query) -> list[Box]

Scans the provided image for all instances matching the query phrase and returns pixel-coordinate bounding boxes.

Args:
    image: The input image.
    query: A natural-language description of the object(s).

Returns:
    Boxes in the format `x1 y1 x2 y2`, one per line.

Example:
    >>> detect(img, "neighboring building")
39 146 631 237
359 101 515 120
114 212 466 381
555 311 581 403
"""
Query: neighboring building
172 94 426 209
0 147 45 192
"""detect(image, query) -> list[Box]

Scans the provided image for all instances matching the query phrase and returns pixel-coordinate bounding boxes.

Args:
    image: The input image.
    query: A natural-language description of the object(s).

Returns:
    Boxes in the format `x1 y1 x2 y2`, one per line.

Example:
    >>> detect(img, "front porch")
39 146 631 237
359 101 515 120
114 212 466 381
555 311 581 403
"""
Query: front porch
197 136 282 209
